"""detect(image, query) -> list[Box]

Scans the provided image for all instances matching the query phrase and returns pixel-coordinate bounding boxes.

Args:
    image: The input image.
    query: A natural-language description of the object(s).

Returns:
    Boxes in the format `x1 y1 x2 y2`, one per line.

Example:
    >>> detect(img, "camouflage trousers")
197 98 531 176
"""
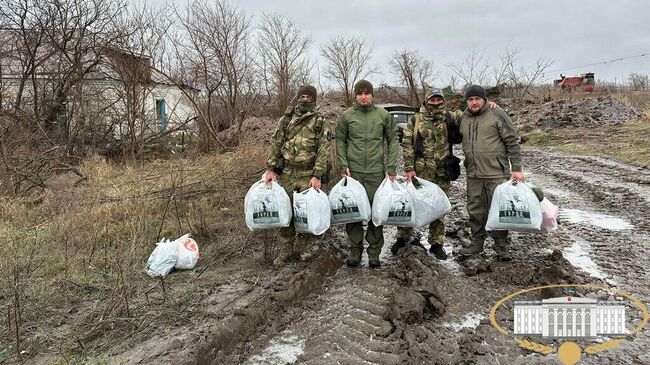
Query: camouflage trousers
277 168 314 258
396 174 450 246
346 171 385 260
466 176 508 244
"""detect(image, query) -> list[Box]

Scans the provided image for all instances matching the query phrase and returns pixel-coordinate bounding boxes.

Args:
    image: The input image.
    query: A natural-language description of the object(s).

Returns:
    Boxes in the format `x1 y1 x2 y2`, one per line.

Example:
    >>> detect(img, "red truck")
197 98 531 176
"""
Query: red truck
554 73 595 92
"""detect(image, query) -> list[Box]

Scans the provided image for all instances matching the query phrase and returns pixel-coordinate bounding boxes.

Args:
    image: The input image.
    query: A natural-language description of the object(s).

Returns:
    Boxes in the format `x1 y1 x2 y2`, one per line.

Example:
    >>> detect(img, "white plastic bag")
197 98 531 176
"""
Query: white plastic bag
244 178 292 231
329 177 371 224
407 177 452 229
174 234 200 269
293 188 331 235
486 180 543 232
146 238 178 277
372 177 416 227
539 198 559 234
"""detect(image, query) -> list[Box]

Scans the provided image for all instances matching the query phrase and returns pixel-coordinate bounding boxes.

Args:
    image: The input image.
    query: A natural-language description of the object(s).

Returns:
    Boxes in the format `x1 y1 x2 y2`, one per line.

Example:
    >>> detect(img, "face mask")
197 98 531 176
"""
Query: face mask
425 103 443 112
297 101 315 113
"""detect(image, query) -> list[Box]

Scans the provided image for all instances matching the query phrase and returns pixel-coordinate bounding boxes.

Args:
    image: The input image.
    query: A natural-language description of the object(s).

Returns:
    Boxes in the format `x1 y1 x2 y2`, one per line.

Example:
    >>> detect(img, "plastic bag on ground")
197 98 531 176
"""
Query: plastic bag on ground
293 188 331 235
146 238 178 277
245 178 292 231
407 177 452 229
372 177 416 227
539 198 559 233
329 177 371 225
486 180 543 232
174 233 200 269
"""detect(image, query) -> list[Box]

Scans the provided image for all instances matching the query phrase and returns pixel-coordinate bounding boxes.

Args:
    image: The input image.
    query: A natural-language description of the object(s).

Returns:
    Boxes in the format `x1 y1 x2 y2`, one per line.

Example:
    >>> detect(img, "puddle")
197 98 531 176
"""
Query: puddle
562 239 616 285
244 330 305 365
442 312 484 332
560 209 633 231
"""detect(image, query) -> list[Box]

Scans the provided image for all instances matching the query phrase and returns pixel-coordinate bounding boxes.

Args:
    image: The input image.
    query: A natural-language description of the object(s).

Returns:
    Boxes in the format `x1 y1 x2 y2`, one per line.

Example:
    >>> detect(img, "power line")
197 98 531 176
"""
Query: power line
547 52 650 74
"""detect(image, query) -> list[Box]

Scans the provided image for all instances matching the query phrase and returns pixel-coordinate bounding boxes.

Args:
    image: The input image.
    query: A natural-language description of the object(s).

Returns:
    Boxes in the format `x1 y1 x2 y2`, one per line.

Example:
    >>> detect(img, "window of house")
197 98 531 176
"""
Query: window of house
156 99 167 132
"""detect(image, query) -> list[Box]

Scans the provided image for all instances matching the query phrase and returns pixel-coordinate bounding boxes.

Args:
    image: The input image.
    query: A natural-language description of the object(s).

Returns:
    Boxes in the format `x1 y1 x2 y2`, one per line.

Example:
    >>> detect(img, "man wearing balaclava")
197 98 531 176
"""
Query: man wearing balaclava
458 84 523 261
264 85 332 268
392 88 461 260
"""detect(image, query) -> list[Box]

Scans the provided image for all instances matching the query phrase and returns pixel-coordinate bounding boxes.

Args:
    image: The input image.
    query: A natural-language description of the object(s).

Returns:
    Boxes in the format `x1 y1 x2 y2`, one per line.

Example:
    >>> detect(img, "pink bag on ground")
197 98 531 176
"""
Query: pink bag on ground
540 198 559 233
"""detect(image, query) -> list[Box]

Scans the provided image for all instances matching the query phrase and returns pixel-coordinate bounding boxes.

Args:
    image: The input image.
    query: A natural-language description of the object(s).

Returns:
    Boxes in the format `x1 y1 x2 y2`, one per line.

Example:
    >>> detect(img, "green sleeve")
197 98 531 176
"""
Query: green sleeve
266 117 286 169
495 108 522 172
384 110 399 176
313 118 331 177
335 114 349 173
402 116 415 172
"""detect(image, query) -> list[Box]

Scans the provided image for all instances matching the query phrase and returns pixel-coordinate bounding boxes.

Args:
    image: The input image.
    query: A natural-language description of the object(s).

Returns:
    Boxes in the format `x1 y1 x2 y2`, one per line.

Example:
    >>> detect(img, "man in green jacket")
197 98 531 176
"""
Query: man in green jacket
336 80 399 268
264 85 332 268
458 85 524 260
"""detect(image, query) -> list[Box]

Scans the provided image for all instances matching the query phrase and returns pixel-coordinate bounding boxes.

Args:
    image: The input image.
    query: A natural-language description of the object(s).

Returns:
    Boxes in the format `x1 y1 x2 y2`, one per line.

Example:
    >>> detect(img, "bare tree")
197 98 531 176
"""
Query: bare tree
258 13 312 114
175 0 257 149
389 48 436 106
628 72 648 91
320 36 376 104
448 48 490 88
505 55 554 98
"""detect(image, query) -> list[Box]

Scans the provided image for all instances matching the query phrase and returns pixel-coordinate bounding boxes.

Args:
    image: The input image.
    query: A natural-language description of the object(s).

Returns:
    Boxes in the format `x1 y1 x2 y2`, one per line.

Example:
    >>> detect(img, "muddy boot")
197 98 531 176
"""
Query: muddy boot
295 236 312 262
390 238 406 255
273 242 293 268
409 237 425 249
346 249 362 267
429 243 448 260
368 255 381 269
459 240 484 256
493 238 512 261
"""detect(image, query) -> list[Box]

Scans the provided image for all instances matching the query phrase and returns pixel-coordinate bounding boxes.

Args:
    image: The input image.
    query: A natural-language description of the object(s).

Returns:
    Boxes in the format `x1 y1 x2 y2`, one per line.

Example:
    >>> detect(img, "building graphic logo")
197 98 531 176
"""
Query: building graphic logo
490 284 648 365
514 296 626 338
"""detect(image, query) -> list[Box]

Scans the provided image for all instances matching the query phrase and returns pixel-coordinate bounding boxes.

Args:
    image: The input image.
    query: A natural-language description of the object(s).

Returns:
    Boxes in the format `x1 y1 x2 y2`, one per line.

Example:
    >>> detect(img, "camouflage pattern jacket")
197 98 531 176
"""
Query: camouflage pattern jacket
460 103 521 179
403 108 462 179
266 107 331 178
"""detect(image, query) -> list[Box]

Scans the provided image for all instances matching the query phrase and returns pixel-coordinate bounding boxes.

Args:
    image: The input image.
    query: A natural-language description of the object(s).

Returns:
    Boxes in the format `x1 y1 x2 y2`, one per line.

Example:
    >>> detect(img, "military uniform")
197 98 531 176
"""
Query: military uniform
266 88 331 267
395 89 461 258
336 80 399 268
459 85 522 259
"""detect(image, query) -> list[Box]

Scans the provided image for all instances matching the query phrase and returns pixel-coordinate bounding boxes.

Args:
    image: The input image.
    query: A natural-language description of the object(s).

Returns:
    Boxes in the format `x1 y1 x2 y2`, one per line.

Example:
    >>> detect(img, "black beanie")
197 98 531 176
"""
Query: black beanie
354 79 373 95
464 84 487 101
297 84 317 101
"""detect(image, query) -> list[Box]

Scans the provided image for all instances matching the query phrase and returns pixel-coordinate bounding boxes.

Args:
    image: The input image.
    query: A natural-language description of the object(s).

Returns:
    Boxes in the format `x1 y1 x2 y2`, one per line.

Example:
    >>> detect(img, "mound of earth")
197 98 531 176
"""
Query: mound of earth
503 96 644 132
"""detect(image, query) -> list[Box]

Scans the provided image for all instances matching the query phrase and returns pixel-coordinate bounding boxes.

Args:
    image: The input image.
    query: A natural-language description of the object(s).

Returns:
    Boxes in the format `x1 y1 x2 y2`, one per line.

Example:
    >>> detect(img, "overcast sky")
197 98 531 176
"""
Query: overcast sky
149 0 649 87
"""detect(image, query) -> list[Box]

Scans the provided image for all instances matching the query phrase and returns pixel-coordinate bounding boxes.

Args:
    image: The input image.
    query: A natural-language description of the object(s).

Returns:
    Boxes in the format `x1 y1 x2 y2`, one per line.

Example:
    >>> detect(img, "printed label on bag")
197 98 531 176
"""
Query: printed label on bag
331 189 360 219
252 193 280 224
498 192 531 224
294 201 308 228
388 194 412 222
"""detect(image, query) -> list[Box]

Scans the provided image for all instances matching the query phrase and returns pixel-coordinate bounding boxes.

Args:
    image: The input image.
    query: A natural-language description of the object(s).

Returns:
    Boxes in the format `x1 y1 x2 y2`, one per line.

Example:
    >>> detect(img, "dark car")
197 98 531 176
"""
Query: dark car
376 103 420 142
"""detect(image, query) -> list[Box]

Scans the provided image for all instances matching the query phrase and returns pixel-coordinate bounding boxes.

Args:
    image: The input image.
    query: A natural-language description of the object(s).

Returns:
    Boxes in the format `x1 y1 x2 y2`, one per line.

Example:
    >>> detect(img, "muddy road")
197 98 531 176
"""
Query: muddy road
236 148 650 365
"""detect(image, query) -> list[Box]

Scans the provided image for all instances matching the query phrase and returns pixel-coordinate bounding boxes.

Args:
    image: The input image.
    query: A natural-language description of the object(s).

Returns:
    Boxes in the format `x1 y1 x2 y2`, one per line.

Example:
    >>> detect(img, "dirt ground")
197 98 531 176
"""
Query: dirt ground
107 152 649 364
4 94 649 364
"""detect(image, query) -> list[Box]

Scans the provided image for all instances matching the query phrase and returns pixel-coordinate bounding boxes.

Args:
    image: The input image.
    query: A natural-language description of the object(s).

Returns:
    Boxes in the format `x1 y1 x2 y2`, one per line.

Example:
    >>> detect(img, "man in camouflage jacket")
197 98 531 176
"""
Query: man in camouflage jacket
393 88 462 260
264 85 332 268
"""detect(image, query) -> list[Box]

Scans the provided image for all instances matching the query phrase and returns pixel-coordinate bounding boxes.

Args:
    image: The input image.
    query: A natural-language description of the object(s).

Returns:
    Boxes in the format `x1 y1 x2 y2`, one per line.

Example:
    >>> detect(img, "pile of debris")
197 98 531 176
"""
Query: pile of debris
505 96 644 131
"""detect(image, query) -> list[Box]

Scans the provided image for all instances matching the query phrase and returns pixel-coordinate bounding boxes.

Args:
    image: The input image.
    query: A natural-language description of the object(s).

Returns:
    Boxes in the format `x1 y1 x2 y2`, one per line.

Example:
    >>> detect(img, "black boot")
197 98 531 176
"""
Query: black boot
390 238 406 255
429 244 448 260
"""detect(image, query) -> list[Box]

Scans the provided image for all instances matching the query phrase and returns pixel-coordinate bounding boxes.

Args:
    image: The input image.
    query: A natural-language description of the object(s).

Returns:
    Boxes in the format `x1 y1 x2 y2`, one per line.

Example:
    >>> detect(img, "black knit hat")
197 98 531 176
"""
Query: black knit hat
297 84 317 101
354 79 373 95
464 84 487 101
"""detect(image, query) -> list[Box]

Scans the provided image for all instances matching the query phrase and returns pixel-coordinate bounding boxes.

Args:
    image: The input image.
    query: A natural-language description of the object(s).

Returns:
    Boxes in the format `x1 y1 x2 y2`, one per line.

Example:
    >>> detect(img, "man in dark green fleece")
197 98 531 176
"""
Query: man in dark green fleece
336 80 399 268
459 85 524 260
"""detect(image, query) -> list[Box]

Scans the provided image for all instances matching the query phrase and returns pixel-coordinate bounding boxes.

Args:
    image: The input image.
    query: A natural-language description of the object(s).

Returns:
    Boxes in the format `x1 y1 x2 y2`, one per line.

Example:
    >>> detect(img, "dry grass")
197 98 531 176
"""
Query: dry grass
0 134 276 361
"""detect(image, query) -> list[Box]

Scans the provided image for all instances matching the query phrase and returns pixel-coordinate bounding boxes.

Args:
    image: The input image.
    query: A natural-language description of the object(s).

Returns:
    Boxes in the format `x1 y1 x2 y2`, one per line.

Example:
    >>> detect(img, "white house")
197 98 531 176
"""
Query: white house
514 296 626 338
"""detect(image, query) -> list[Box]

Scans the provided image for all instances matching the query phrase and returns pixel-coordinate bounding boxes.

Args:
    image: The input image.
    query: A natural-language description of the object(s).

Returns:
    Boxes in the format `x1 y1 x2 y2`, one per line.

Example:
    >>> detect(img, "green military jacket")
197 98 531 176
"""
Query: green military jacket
460 103 521 179
403 108 462 179
266 108 331 178
335 103 399 175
